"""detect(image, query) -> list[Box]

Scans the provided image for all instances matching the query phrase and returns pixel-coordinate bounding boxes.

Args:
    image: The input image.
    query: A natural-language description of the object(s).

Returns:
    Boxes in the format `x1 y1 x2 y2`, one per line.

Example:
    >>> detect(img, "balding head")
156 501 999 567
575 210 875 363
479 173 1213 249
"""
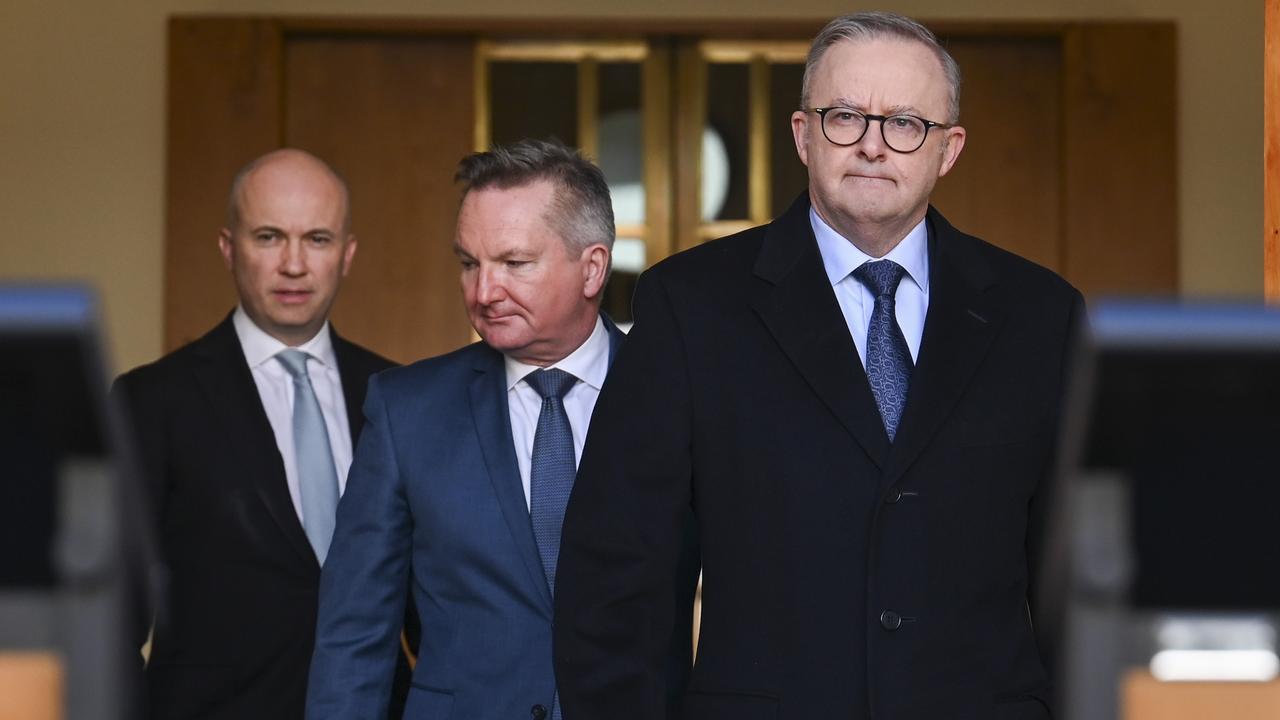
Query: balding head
225 149 351 236
217 148 358 346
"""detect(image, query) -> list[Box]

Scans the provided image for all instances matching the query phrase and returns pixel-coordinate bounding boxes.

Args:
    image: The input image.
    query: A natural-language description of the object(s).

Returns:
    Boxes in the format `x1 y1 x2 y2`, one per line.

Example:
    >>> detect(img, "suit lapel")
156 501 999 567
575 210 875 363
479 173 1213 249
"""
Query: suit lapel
468 347 554 613
192 316 319 568
749 196 890 469
601 312 625 364
883 209 1004 488
330 330 369 442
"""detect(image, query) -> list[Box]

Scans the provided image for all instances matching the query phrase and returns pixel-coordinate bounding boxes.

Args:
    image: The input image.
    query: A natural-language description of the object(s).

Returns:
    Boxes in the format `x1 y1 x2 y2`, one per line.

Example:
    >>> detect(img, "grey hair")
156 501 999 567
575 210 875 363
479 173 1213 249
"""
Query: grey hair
225 148 351 234
801 11 962 124
455 138 615 257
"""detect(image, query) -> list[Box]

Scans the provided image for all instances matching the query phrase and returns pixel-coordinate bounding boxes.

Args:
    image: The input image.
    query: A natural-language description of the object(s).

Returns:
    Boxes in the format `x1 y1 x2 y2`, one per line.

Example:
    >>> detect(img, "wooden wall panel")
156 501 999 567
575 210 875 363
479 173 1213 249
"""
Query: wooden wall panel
930 37 1062 271
284 36 476 364
165 18 283 351
1062 24 1178 296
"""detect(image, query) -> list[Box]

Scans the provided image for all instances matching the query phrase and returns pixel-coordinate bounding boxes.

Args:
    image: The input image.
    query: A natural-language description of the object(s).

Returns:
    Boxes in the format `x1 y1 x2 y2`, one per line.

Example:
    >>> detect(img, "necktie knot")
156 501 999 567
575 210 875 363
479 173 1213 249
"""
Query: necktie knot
525 368 578 401
852 259 908 300
276 349 313 382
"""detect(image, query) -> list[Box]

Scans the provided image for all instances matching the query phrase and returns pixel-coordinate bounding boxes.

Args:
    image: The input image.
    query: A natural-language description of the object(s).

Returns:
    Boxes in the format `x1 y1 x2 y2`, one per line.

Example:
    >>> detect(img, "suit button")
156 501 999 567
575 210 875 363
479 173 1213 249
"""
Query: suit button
885 488 903 504
880 610 902 630
531 704 547 720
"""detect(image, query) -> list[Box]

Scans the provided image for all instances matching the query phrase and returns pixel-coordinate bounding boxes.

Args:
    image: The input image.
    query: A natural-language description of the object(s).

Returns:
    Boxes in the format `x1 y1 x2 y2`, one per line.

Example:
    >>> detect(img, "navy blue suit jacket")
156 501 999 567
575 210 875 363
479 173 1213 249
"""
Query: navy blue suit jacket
306 317 625 719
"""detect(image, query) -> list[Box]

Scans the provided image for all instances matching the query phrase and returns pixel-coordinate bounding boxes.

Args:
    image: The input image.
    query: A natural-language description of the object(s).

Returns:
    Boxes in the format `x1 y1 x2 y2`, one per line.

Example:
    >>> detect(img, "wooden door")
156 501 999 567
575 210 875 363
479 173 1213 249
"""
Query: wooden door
166 20 474 364
284 35 475 363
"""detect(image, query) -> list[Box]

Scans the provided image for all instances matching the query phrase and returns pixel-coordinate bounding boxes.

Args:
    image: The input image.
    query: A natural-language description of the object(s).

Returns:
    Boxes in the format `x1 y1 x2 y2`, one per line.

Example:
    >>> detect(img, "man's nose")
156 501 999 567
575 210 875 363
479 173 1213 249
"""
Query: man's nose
280 238 306 276
474 265 505 304
856 119 889 160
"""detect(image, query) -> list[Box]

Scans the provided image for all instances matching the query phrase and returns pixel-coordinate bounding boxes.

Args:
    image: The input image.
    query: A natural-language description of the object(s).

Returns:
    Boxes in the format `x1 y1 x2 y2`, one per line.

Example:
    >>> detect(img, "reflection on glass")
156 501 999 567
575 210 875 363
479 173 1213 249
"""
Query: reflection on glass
598 111 645 225
700 129 730 221
706 63 750 220
611 237 647 274
599 113 730 225
597 63 644 224
490 62 578 147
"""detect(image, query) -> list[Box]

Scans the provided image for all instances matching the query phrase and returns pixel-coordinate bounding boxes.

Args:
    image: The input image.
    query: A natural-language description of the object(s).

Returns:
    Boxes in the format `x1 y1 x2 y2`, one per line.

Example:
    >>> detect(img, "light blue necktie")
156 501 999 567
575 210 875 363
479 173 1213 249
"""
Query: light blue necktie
276 349 340 565
852 260 914 442
525 368 578 720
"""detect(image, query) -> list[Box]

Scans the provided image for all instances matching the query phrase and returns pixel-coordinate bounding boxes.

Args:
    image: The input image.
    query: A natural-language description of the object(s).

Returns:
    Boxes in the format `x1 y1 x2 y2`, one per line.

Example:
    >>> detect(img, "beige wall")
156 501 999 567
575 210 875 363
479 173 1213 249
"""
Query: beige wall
0 0 1261 373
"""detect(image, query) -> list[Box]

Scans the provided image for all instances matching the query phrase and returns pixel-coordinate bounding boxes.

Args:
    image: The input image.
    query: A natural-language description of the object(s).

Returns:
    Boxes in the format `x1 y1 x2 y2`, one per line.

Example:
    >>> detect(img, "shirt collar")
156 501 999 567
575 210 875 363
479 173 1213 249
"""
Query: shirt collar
505 315 609 392
232 306 337 370
810 207 930 294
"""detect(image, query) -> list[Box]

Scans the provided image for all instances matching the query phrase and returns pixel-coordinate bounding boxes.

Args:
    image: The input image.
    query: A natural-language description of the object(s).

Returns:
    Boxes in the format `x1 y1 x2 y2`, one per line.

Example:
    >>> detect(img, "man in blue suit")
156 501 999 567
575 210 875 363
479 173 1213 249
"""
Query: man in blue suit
305 139 625 720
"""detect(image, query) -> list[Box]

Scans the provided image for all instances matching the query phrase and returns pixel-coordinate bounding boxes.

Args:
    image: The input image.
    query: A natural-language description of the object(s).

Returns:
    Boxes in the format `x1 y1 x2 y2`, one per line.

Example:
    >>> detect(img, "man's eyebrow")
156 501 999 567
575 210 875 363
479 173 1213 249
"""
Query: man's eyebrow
452 245 531 261
827 98 926 117
830 97 865 109
250 224 285 235
884 104 925 116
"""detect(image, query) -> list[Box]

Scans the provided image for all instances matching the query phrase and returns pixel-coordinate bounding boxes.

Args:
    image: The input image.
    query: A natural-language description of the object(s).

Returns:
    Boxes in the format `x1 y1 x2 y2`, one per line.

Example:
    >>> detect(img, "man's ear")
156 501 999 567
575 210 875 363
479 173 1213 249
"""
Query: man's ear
791 110 812 167
581 244 610 300
937 125 966 178
218 229 234 271
341 234 358 277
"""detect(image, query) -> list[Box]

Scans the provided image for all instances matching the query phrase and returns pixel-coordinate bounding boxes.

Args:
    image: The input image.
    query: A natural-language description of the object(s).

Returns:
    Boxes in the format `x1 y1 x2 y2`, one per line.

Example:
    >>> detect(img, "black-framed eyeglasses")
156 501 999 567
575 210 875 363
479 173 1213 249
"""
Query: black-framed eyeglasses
802 107 955 154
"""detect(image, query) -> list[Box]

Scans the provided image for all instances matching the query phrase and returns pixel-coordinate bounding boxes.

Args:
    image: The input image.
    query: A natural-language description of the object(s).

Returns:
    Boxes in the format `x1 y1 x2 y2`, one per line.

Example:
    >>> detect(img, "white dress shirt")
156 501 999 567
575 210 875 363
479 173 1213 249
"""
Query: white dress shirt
232 307 353 523
811 208 930 364
505 315 610 510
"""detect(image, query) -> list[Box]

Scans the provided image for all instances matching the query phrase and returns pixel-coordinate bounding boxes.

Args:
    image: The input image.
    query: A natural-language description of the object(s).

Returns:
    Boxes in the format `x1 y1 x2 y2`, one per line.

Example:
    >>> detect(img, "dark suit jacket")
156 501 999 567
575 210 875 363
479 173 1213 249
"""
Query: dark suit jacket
112 313 397 720
554 195 1085 720
306 317 677 720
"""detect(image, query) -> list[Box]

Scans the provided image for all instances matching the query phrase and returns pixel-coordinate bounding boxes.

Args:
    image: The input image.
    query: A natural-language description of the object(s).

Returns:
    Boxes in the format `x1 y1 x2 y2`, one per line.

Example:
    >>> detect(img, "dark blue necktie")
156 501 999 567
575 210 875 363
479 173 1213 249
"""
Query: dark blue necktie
525 368 579 595
525 369 578 720
852 260 914 442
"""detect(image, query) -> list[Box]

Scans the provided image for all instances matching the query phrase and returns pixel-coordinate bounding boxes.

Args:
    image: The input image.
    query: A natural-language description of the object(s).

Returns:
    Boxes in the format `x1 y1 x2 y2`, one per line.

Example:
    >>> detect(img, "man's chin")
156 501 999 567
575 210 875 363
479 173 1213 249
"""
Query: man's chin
259 315 323 345
474 324 528 353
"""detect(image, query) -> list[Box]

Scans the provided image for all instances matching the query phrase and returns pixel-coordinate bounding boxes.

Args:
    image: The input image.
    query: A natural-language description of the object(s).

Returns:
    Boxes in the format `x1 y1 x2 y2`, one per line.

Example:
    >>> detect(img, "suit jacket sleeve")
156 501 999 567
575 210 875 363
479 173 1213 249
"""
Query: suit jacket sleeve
111 371 168 532
555 268 699 719
306 374 413 720
108 371 165 714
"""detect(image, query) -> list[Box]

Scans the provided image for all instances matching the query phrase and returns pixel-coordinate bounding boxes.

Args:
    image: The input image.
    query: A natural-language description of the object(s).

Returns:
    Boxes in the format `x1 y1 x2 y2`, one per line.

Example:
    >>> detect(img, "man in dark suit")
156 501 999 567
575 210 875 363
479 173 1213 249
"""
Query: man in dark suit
113 149 403 719
307 140 667 720
555 12 1084 720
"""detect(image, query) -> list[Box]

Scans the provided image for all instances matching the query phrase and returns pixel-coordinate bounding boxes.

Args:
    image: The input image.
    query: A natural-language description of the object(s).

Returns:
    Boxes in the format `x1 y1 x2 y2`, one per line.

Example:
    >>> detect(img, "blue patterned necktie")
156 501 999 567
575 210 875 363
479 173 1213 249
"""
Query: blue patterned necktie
525 368 578 720
852 260 914 442
276 349 340 565
525 368 579 595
